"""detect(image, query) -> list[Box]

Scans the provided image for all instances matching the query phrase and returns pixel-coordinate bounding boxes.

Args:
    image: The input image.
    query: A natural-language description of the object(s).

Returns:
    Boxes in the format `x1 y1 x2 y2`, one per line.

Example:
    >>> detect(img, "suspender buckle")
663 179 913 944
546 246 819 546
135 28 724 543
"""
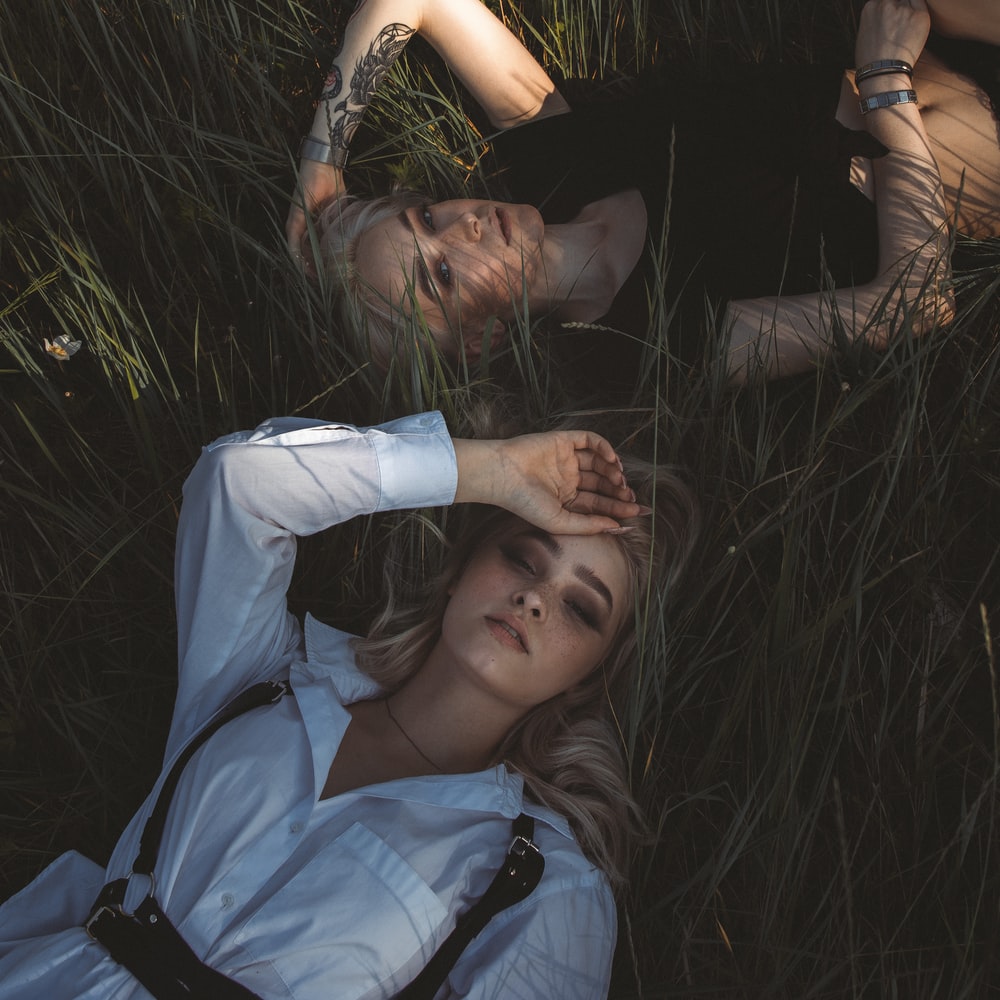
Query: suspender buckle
84 871 156 938
508 833 540 868
84 904 117 940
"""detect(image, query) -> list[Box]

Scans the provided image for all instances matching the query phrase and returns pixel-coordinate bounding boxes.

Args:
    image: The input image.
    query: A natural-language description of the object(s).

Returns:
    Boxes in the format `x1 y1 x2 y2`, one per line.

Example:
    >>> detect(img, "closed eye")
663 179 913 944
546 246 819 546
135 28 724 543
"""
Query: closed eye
566 598 599 630
500 544 533 574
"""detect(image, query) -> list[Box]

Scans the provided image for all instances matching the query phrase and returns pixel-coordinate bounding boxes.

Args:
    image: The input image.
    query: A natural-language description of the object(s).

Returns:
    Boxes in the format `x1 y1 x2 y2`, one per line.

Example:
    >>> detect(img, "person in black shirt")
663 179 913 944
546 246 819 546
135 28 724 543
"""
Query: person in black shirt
287 0 998 384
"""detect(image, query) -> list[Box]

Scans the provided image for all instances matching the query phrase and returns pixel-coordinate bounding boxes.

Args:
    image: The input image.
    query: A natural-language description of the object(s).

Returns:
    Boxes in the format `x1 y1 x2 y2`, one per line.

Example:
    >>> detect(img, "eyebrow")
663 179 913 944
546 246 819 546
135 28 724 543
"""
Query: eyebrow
523 528 615 614
397 210 434 301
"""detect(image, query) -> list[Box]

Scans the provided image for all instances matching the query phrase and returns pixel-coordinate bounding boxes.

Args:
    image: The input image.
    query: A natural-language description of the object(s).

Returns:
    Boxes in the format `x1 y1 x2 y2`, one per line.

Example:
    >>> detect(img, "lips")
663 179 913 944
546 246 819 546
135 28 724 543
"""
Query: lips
496 208 510 246
486 616 527 653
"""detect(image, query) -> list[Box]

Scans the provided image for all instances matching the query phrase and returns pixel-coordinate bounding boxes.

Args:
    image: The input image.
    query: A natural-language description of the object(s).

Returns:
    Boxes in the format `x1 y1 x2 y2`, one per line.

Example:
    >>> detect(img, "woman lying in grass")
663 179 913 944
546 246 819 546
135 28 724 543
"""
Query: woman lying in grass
287 0 999 385
0 408 697 998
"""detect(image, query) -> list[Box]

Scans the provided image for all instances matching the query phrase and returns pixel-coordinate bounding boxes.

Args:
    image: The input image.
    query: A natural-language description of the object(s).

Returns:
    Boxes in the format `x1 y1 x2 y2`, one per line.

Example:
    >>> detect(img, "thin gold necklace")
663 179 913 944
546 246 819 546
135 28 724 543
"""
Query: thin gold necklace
384 697 444 773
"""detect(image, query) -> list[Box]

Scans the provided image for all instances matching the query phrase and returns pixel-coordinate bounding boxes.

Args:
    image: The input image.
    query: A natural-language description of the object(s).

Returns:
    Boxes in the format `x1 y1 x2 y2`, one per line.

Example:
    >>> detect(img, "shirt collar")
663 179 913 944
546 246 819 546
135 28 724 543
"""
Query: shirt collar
296 612 574 841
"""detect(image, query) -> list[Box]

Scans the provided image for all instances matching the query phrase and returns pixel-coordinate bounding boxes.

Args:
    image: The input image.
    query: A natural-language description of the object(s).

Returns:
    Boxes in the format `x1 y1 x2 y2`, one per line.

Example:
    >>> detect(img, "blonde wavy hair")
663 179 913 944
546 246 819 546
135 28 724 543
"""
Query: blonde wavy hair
307 191 426 367
353 437 699 892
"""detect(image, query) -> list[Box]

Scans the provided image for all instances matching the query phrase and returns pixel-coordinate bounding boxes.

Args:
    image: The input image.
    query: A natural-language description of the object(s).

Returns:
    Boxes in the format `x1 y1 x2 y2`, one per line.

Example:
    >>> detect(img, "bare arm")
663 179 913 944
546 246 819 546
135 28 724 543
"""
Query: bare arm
287 0 568 251
313 0 567 141
724 0 953 384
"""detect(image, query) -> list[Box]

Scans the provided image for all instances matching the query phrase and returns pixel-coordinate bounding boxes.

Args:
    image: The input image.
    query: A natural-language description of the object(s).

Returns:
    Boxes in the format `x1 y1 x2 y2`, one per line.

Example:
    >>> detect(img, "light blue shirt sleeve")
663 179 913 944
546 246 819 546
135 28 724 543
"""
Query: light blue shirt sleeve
168 411 456 757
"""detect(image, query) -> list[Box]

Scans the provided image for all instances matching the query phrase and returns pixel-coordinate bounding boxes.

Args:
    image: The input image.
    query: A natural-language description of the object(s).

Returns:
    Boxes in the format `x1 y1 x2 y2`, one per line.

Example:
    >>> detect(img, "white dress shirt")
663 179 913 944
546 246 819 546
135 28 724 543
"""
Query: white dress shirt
0 412 616 999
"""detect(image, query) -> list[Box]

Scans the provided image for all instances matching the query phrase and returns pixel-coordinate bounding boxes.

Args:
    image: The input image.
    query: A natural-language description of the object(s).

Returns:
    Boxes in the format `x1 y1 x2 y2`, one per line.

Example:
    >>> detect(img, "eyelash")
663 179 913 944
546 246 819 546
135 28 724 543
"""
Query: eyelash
420 206 452 287
500 545 598 630
501 544 533 574
567 600 597 629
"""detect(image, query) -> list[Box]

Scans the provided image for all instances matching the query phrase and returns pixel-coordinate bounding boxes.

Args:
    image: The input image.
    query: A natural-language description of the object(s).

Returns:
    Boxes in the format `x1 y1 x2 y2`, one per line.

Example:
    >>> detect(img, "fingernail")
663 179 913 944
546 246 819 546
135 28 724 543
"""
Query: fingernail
604 526 636 535
635 505 653 516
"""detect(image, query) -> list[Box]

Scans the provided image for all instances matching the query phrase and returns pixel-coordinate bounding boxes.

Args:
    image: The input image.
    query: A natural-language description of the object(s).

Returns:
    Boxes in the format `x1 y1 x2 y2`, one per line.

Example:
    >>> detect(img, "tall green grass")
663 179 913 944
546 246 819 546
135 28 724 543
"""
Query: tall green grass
2 0 998 995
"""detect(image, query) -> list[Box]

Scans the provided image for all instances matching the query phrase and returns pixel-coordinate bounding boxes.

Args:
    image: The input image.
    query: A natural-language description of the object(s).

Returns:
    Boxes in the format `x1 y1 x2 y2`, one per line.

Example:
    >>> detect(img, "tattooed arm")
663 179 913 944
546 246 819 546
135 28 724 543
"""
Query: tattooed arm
287 0 568 252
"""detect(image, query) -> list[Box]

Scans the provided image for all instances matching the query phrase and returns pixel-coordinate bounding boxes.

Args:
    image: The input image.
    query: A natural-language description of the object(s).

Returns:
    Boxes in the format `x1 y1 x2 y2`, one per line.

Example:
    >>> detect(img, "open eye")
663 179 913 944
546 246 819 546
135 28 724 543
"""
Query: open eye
421 205 435 231
438 259 452 286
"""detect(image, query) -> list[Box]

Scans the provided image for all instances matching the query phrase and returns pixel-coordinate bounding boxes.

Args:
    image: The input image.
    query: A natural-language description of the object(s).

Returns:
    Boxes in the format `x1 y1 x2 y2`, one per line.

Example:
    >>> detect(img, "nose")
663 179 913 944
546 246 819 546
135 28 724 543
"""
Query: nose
444 212 481 244
515 590 545 620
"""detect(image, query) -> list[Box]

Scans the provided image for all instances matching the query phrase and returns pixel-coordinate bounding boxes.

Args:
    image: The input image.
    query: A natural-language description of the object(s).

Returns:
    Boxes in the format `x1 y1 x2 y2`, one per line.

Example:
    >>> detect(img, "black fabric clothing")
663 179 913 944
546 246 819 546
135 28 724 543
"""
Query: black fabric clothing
486 62 886 392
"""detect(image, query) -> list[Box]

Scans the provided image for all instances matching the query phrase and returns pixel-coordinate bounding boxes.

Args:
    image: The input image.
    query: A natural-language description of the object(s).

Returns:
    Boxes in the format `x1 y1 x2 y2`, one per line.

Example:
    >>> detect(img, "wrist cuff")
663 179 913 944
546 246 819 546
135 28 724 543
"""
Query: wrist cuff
855 59 913 85
859 89 918 115
298 135 349 170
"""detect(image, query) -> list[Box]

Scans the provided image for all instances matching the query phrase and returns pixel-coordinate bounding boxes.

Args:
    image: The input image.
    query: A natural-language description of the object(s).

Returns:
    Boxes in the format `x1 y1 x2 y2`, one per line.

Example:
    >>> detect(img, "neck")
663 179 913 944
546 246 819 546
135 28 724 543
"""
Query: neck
531 191 647 322
535 217 611 315
383 647 524 775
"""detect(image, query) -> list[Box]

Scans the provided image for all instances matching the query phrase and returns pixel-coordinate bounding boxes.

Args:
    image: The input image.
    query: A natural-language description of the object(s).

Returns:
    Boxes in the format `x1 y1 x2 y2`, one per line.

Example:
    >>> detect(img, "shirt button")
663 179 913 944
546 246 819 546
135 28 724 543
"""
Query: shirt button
289 821 303 834
220 893 235 910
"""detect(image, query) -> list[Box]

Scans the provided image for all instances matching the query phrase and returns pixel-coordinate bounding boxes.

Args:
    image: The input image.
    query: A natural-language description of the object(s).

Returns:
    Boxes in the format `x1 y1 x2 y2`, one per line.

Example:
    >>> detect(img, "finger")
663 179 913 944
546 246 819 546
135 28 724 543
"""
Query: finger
547 510 625 536
286 206 307 254
574 446 627 487
577 470 635 502
568 431 621 469
566 491 644 520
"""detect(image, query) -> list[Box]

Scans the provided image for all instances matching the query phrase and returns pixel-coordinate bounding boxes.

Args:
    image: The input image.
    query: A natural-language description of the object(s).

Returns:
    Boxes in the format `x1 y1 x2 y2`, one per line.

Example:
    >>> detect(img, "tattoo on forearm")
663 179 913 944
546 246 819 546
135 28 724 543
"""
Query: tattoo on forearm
321 22 415 154
319 65 343 103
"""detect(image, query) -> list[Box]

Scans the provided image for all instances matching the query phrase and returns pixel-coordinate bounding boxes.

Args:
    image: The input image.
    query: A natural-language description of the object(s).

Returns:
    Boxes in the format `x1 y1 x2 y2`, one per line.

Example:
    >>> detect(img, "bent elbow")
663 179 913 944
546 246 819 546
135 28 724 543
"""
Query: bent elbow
869 245 956 348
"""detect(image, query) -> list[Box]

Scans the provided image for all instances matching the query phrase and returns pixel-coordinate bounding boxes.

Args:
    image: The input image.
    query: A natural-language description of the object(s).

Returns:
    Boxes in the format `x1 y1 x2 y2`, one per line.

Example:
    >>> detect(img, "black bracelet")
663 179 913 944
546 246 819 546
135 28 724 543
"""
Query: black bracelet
854 59 913 85
858 89 918 115
297 135 349 170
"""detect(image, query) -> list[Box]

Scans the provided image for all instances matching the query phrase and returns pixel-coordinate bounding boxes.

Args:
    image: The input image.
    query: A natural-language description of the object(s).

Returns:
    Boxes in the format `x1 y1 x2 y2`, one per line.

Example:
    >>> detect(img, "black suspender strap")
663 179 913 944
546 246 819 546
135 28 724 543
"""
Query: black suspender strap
85 680 290 1000
86 881 264 999
394 813 544 1000
133 680 291 877
84 679 545 1000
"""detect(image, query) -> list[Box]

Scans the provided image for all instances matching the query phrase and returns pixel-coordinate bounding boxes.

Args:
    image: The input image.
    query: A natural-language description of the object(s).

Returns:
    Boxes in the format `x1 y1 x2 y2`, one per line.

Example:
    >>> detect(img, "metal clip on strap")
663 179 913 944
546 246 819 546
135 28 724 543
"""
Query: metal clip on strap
85 681 290 1000
394 814 544 1000
134 680 290 876
86 891 262 1000
85 679 544 1000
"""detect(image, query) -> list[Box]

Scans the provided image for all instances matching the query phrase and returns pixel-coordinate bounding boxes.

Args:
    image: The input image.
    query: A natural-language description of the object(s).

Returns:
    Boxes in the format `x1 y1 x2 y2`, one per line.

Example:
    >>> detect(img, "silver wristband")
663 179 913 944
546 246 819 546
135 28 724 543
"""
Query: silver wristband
854 59 913 85
858 88 918 115
297 135 349 170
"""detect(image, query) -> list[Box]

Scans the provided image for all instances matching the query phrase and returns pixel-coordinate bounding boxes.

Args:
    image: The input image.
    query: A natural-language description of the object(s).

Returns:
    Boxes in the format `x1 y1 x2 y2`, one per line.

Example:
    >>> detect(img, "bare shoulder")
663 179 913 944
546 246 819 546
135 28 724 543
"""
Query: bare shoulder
926 0 1000 46
915 50 1000 239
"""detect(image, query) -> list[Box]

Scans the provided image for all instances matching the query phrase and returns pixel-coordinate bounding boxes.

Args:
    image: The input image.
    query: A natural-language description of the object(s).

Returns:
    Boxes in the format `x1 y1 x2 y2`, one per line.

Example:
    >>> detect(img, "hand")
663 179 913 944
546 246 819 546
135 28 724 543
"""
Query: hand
453 431 643 535
285 158 346 260
855 0 931 70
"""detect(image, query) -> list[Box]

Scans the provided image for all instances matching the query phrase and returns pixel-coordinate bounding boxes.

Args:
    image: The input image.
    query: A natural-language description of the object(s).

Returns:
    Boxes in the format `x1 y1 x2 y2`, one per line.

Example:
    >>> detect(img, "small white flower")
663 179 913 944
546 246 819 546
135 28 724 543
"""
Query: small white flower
44 334 83 361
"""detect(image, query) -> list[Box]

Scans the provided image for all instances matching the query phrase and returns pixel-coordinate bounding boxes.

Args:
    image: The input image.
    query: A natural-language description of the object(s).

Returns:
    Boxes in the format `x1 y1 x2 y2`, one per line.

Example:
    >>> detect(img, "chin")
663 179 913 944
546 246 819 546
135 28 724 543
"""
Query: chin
519 204 544 243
